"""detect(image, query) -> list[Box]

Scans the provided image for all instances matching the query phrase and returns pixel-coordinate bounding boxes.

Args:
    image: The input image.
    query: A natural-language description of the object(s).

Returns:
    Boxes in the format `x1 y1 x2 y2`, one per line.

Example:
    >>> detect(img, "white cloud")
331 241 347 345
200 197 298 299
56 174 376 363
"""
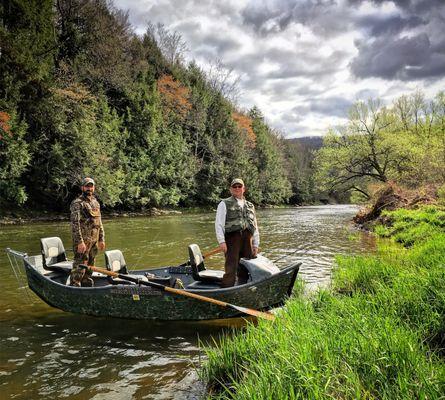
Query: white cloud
115 0 445 138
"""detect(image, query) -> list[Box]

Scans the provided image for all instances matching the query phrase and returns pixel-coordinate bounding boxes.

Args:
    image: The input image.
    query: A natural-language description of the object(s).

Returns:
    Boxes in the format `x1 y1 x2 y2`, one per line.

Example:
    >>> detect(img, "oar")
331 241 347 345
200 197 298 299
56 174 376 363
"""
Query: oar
202 246 223 259
176 246 222 268
84 265 275 321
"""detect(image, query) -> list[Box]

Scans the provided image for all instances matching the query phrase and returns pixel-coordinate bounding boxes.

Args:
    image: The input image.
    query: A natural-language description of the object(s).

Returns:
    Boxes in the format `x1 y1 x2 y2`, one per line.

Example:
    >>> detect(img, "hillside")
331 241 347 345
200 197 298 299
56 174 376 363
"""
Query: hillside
0 0 314 211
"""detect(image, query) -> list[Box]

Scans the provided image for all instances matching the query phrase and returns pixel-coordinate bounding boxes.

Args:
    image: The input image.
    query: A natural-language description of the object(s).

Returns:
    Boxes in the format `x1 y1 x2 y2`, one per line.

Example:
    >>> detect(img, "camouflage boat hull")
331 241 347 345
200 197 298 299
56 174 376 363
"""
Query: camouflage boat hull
18 253 300 321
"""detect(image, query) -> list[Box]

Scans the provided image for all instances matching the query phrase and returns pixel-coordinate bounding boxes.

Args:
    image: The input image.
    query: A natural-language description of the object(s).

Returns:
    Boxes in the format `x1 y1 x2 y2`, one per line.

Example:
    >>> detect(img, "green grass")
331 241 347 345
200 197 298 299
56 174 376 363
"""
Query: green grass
201 206 445 399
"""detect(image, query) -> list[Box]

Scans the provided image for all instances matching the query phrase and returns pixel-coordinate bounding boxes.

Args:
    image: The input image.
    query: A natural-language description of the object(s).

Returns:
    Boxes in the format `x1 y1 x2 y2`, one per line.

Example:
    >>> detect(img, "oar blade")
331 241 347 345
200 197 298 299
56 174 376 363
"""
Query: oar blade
230 304 276 321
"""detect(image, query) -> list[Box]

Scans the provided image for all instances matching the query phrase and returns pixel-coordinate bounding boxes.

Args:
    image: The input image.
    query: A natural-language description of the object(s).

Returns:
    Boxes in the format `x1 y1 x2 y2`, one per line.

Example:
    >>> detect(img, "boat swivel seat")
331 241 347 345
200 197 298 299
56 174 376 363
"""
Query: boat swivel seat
188 244 224 283
105 250 172 286
40 237 72 272
105 249 133 285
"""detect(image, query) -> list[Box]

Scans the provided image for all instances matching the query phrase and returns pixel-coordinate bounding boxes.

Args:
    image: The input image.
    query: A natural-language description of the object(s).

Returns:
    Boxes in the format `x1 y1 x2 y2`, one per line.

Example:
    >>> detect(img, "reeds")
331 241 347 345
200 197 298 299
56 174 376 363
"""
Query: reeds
202 206 445 399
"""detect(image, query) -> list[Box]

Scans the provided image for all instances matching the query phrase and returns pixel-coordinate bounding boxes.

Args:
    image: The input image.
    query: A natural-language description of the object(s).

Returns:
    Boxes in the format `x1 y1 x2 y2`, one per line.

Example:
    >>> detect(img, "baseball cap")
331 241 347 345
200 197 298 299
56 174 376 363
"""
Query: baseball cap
82 177 95 186
230 178 244 187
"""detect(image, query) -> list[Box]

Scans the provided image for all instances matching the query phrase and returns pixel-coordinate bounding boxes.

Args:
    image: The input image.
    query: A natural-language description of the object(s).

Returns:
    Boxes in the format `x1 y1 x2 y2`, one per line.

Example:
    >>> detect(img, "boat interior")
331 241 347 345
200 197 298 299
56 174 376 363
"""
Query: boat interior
34 237 280 290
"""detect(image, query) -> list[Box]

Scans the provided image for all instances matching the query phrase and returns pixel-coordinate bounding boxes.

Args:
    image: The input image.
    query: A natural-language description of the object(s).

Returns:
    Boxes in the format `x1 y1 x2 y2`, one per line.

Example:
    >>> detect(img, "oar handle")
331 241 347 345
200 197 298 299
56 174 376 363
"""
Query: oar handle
203 247 222 259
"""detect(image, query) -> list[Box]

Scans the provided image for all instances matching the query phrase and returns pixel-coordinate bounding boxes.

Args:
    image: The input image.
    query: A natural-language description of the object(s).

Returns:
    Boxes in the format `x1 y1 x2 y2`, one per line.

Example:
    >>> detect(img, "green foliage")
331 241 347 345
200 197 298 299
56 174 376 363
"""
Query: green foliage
0 0 55 105
0 108 30 204
202 206 445 399
314 92 445 200
0 0 299 210
249 108 292 204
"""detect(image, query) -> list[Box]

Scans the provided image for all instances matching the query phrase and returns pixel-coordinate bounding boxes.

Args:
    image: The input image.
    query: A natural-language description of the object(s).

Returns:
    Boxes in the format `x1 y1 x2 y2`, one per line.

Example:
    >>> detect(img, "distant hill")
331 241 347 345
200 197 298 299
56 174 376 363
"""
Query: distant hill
286 136 324 150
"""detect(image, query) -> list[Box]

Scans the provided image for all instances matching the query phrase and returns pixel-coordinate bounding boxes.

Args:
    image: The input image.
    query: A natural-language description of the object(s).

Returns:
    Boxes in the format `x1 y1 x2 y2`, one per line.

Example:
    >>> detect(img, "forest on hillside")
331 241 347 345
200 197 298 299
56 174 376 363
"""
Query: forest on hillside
2 1 442 214
0 0 317 211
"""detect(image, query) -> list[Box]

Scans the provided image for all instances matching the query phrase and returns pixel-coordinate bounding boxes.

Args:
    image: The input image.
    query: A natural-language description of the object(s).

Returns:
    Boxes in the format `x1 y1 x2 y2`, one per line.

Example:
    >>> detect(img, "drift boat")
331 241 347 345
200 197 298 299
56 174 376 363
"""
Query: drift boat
6 237 300 321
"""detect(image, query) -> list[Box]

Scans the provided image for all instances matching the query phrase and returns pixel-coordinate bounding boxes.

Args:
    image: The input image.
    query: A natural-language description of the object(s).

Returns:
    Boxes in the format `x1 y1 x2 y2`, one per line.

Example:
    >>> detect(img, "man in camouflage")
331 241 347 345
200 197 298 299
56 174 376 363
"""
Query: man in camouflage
70 177 105 287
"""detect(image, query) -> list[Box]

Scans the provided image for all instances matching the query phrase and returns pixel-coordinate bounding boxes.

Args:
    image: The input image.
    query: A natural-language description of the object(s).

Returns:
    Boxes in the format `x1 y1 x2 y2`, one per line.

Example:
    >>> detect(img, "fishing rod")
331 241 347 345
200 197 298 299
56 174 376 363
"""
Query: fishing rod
270 247 311 264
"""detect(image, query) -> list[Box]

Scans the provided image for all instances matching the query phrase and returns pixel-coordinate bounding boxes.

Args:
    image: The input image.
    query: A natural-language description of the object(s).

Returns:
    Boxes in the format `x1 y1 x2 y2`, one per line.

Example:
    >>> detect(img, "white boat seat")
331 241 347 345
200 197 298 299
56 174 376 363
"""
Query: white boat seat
40 237 71 272
104 250 171 286
188 244 224 283
105 249 134 285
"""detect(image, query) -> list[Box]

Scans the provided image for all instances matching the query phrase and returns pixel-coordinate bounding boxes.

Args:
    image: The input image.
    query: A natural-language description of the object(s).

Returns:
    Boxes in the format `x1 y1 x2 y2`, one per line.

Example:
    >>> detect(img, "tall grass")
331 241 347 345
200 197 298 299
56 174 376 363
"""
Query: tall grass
202 207 445 399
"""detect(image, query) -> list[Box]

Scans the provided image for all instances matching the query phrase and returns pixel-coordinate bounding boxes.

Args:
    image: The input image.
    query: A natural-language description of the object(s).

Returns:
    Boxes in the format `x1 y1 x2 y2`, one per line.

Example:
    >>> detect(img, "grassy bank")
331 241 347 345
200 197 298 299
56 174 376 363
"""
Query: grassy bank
201 206 445 399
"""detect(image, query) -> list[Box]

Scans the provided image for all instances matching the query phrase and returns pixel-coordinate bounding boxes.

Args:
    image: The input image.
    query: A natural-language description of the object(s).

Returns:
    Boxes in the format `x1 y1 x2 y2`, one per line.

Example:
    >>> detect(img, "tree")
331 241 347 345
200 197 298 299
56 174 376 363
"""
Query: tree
145 22 188 66
249 107 291 204
314 99 416 199
0 108 30 204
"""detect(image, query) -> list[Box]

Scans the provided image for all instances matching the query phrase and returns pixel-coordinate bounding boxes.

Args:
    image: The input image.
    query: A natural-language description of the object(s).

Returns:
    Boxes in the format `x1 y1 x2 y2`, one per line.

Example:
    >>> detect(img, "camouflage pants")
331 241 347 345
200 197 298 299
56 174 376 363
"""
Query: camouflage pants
70 240 98 287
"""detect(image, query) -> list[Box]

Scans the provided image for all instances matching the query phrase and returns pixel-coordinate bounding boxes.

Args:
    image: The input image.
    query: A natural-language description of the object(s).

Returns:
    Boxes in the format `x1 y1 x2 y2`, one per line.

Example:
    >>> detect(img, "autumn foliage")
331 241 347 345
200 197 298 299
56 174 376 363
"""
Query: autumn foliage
233 111 256 147
157 75 191 119
0 112 11 140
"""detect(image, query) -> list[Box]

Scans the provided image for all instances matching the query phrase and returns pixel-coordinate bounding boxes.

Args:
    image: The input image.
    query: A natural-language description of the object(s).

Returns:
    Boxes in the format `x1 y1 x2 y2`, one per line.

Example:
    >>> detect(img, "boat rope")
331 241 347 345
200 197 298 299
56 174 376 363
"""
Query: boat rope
6 249 34 303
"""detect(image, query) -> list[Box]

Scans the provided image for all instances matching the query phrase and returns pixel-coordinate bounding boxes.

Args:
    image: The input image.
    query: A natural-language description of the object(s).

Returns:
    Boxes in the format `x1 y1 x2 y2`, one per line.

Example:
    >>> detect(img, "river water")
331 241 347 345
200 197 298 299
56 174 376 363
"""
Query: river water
0 205 374 399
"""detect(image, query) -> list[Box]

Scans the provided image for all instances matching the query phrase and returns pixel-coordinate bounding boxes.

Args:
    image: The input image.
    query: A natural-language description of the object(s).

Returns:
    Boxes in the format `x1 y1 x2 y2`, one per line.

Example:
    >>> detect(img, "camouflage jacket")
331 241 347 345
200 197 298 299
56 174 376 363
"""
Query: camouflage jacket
70 194 105 244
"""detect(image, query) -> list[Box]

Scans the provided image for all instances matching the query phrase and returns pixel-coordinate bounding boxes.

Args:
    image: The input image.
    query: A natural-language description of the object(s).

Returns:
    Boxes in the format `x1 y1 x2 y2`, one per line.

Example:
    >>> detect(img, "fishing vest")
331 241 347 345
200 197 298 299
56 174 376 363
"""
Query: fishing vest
78 195 102 228
223 196 256 234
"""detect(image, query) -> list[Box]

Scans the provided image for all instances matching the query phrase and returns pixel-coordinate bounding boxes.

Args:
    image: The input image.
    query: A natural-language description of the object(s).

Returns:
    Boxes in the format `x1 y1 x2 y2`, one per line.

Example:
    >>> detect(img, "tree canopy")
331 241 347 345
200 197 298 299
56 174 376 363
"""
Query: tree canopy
315 91 445 200
0 0 307 210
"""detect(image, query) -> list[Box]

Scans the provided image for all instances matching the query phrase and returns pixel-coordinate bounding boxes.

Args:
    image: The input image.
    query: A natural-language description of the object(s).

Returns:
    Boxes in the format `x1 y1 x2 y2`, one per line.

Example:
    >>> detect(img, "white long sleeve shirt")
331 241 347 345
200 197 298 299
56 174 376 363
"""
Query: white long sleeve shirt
215 198 260 248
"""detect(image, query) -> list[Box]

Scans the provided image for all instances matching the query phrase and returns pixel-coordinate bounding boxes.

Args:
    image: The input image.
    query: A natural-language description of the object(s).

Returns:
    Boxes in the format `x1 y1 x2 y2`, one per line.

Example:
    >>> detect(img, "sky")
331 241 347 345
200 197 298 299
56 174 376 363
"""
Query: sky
114 0 445 138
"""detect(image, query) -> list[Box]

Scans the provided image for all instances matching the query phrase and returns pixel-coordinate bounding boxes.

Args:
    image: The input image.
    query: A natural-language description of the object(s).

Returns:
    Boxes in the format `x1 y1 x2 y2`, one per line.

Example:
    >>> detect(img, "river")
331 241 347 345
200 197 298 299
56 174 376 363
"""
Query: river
0 205 374 399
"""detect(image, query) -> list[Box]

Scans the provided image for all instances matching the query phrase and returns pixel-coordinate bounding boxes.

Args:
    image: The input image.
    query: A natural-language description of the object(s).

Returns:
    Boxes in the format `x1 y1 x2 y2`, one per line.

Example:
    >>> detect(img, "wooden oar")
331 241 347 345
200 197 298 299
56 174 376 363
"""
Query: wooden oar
203 246 223 259
85 265 275 321
176 246 222 268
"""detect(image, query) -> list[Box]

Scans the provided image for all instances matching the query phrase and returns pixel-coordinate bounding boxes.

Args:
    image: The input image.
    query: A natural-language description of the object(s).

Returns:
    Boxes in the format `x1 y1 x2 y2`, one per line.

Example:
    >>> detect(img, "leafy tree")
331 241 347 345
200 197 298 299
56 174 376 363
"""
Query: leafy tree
0 108 30 204
0 0 55 107
314 99 414 199
249 107 291 204
0 0 302 211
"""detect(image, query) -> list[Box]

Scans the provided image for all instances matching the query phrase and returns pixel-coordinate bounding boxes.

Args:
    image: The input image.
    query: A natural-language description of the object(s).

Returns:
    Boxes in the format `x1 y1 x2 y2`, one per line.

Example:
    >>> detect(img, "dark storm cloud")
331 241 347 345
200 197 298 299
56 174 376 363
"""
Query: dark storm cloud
348 0 445 13
351 33 445 80
349 0 445 81
358 14 425 36
241 0 352 37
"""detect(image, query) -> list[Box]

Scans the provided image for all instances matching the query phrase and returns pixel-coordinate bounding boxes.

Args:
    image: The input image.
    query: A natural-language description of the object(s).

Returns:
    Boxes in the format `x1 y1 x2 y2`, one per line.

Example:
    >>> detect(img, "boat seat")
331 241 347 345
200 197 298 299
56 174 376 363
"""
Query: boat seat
105 250 171 286
188 244 224 283
239 255 280 282
40 237 72 273
105 249 134 285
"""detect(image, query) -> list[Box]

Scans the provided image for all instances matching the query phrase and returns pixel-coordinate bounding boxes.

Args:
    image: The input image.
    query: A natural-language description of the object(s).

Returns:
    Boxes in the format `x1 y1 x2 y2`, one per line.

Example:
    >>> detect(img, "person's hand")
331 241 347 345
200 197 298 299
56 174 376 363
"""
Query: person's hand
252 246 258 257
98 241 105 251
219 242 227 254
77 242 87 253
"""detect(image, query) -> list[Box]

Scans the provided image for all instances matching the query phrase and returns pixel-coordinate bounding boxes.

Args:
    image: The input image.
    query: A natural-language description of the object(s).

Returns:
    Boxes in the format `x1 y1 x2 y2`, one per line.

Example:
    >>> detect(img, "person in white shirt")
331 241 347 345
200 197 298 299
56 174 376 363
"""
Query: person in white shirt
215 178 259 287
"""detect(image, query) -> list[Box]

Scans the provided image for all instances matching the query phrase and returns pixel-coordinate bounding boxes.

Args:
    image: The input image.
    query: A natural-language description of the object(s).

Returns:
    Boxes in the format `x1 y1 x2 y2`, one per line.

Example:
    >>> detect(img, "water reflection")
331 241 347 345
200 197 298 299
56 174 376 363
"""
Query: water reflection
0 205 373 399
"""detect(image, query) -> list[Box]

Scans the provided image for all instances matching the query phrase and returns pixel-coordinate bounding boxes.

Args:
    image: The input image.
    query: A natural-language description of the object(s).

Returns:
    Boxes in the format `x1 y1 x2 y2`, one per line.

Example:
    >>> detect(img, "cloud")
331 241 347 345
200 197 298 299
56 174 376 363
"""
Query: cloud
358 14 425 37
114 0 445 137
309 96 354 117
349 0 445 80
350 33 445 80
241 0 356 37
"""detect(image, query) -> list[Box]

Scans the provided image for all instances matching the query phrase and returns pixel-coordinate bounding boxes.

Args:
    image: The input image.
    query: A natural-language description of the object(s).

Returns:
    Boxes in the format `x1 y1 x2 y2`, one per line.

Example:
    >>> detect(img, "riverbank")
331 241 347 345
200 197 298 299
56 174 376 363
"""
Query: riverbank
0 207 187 225
201 205 445 399
0 204 308 225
